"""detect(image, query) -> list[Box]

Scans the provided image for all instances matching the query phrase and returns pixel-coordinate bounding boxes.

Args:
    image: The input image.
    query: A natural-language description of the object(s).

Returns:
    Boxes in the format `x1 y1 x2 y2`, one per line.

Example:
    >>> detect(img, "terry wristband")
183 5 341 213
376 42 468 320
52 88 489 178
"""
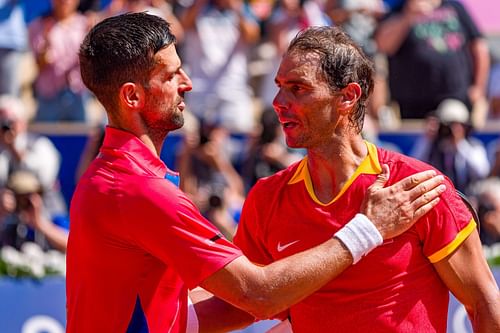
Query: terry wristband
186 296 199 333
334 213 383 264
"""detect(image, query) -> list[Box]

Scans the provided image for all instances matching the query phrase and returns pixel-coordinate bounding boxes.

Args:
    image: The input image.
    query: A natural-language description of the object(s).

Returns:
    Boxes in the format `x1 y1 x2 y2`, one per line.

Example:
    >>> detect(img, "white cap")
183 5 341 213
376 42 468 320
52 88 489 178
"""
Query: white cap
435 99 470 124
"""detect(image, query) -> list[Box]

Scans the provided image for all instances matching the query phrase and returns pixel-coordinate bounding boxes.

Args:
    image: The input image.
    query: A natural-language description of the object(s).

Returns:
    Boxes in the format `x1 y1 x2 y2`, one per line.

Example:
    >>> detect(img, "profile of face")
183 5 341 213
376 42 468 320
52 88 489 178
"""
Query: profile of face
273 50 339 149
142 44 192 133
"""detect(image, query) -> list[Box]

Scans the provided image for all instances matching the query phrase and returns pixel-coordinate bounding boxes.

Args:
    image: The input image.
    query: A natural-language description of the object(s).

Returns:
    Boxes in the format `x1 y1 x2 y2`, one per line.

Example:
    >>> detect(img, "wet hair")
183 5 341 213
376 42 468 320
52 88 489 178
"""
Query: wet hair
286 26 374 132
79 12 176 112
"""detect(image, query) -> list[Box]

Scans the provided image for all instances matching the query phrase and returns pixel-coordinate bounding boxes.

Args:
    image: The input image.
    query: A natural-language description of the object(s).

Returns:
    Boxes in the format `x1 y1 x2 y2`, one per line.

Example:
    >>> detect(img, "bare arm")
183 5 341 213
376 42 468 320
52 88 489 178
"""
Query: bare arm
468 38 490 104
179 0 208 31
230 0 260 43
198 167 446 322
374 13 413 56
433 231 500 332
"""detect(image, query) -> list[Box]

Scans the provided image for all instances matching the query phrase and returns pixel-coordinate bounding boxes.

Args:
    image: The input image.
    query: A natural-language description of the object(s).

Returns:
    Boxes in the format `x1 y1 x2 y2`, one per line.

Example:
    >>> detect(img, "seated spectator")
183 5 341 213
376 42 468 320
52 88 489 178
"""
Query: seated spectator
488 63 500 120
179 0 261 134
241 107 303 191
375 0 490 120
259 0 331 109
0 170 68 252
28 0 91 122
0 0 28 97
176 120 245 240
411 99 490 193
0 95 67 217
469 177 500 246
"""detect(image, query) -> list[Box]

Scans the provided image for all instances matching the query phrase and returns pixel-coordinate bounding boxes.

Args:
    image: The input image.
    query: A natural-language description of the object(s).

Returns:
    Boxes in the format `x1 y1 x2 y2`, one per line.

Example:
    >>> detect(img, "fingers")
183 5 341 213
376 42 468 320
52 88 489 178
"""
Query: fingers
407 174 446 202
392 169 438 192
368 164 390 191
412 197 441 220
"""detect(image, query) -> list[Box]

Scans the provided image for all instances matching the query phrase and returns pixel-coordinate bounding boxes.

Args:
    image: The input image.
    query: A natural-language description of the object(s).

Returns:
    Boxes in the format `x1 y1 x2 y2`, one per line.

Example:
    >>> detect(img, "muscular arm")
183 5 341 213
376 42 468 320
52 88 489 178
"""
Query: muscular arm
433 231 500 332
196 168 446 328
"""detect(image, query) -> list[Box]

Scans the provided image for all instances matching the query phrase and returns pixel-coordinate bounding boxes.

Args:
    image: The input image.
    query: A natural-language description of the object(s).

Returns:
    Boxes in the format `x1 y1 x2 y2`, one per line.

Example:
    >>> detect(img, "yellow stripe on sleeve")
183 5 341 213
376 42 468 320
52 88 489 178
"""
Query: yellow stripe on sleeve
427 219 477 263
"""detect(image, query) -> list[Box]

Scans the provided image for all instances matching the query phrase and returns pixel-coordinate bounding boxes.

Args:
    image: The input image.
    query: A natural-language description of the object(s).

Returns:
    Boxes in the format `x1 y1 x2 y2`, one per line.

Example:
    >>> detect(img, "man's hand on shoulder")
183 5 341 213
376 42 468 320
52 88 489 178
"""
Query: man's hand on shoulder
361 164 446 239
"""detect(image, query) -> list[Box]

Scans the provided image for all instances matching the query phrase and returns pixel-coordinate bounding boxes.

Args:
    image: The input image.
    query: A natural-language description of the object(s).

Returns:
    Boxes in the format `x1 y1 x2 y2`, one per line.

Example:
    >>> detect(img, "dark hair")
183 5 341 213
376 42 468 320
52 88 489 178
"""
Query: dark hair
286 26 374 132
79 12 176 112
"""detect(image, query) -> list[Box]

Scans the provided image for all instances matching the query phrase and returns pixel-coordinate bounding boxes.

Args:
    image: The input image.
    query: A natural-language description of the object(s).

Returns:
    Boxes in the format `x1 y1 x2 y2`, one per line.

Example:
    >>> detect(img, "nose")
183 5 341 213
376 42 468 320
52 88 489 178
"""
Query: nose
272 88 286 113
178 68 192 92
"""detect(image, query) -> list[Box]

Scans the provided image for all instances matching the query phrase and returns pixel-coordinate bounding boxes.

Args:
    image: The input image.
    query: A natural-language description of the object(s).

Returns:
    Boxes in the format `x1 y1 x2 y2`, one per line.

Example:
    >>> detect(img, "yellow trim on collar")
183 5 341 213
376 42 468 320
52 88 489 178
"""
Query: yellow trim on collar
427 219 477 263
288 141 382 206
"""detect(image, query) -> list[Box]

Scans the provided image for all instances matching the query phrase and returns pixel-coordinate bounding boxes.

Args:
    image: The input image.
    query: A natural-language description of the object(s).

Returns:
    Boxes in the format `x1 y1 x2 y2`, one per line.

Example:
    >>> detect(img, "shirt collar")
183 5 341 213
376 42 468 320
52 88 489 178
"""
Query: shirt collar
101 126 169 178
288 141 382 205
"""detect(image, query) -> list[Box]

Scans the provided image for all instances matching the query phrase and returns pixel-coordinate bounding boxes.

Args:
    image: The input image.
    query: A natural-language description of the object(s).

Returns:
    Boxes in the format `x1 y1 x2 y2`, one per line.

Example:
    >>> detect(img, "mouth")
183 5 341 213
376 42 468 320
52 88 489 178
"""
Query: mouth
279 119 299 129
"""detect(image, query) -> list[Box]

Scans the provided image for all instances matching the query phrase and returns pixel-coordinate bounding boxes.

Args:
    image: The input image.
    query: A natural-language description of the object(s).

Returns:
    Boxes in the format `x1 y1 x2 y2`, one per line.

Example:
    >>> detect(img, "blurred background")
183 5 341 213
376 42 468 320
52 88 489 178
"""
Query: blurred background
0 0 499 332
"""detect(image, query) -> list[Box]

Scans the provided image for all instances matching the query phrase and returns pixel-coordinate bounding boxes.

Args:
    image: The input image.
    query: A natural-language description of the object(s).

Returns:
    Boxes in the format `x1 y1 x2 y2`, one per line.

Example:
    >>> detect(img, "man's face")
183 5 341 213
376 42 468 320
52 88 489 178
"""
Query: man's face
142 44 192 133
273 51 340 149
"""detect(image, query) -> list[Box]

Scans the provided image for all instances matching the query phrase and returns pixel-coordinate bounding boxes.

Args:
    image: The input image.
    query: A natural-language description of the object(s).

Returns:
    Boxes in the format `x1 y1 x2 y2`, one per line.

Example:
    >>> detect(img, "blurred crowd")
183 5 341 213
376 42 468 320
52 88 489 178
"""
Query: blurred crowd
1 0 500 253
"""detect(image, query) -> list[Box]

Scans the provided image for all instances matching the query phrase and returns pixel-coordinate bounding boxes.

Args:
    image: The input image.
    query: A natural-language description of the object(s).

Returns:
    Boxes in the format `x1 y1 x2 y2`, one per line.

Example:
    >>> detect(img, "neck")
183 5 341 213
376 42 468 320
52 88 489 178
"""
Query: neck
306 135 367 203
107 119 166 158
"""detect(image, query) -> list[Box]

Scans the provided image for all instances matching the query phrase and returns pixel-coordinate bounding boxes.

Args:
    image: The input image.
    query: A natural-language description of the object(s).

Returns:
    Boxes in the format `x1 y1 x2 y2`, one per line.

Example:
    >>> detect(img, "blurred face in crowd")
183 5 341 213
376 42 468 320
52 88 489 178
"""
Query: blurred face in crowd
52 0 79 19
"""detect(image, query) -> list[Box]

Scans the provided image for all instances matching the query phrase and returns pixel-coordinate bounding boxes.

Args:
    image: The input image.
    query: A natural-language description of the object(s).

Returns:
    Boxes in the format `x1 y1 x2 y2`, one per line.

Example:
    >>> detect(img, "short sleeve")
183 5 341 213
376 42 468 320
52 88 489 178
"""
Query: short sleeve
416 178 476 263
123 177 242 288
234 185 275 266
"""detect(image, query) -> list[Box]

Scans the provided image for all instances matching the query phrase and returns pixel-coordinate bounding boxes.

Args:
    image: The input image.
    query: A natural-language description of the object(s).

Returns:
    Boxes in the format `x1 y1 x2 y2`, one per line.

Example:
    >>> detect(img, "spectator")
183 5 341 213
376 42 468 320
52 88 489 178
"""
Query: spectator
259 0 330 109
469 177 500 246
488 63 500 119
0 95 66 218
0 170 68 252
241 106 303 190
179 0 261 134
105 0 184 41
375 0 490 120
0 0 28 97
411 98 490 193
28 0 91 122
176 120 245 239
325 0 388 123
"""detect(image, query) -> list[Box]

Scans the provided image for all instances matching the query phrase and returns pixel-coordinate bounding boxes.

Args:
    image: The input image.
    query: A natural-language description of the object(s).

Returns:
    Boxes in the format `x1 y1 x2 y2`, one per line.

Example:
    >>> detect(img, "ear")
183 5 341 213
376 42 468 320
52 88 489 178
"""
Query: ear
336 83 362 115
118 82 145 110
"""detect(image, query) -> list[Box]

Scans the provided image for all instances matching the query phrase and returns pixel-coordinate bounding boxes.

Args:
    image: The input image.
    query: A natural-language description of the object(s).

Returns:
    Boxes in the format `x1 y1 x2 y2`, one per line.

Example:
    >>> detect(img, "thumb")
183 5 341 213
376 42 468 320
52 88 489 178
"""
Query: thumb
369 164 390 191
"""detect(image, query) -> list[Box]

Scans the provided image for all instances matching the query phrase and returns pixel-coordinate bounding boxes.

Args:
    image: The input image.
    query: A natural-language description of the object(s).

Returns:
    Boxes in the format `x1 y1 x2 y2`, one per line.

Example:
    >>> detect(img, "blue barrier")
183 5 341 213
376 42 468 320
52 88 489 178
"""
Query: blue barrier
1 268 499 333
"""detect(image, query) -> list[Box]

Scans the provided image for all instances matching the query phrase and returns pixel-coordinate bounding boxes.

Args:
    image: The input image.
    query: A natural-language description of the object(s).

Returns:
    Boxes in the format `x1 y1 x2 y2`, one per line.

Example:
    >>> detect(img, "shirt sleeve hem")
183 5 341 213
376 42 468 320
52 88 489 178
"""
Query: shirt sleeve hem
427 218 476 263
186 253 244 290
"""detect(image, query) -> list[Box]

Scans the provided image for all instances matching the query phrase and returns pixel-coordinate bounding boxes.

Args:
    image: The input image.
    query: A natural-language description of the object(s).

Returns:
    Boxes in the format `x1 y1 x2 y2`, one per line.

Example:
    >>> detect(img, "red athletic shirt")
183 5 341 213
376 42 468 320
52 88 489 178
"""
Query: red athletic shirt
234 142 475 333
66 127 242 333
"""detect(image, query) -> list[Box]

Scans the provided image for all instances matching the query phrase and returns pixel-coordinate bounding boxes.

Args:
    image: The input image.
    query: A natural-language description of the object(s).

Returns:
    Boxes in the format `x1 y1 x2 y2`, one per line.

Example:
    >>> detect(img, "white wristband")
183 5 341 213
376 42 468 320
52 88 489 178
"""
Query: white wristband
334 213 383 264
186 296 199 333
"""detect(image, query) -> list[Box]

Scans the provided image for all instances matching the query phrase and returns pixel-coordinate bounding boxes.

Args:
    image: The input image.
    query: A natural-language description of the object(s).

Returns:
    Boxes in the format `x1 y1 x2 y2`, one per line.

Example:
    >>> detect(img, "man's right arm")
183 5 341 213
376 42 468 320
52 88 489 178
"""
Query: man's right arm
198 168 446 321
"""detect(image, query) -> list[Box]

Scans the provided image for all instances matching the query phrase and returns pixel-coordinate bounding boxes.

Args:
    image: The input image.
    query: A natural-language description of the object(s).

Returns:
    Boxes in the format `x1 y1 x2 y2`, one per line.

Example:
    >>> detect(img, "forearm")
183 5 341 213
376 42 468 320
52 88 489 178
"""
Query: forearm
236 11 260 43
471 294 500 333
201 237 353 319
469 39 490 95
375 14 413 55
37 220 68 253
195 296 256 333
180 1 206 30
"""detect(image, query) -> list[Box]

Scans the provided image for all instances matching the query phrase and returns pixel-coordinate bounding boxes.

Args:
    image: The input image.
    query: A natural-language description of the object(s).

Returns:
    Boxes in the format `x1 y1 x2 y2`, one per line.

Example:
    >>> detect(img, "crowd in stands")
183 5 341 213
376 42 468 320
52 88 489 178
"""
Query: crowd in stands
1 0 500 254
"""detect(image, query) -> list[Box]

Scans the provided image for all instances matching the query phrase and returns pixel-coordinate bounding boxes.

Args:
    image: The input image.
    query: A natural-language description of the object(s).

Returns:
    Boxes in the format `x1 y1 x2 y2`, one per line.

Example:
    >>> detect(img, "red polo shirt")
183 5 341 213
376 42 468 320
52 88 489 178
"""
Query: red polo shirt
235 142 475 332
66 126 242 333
